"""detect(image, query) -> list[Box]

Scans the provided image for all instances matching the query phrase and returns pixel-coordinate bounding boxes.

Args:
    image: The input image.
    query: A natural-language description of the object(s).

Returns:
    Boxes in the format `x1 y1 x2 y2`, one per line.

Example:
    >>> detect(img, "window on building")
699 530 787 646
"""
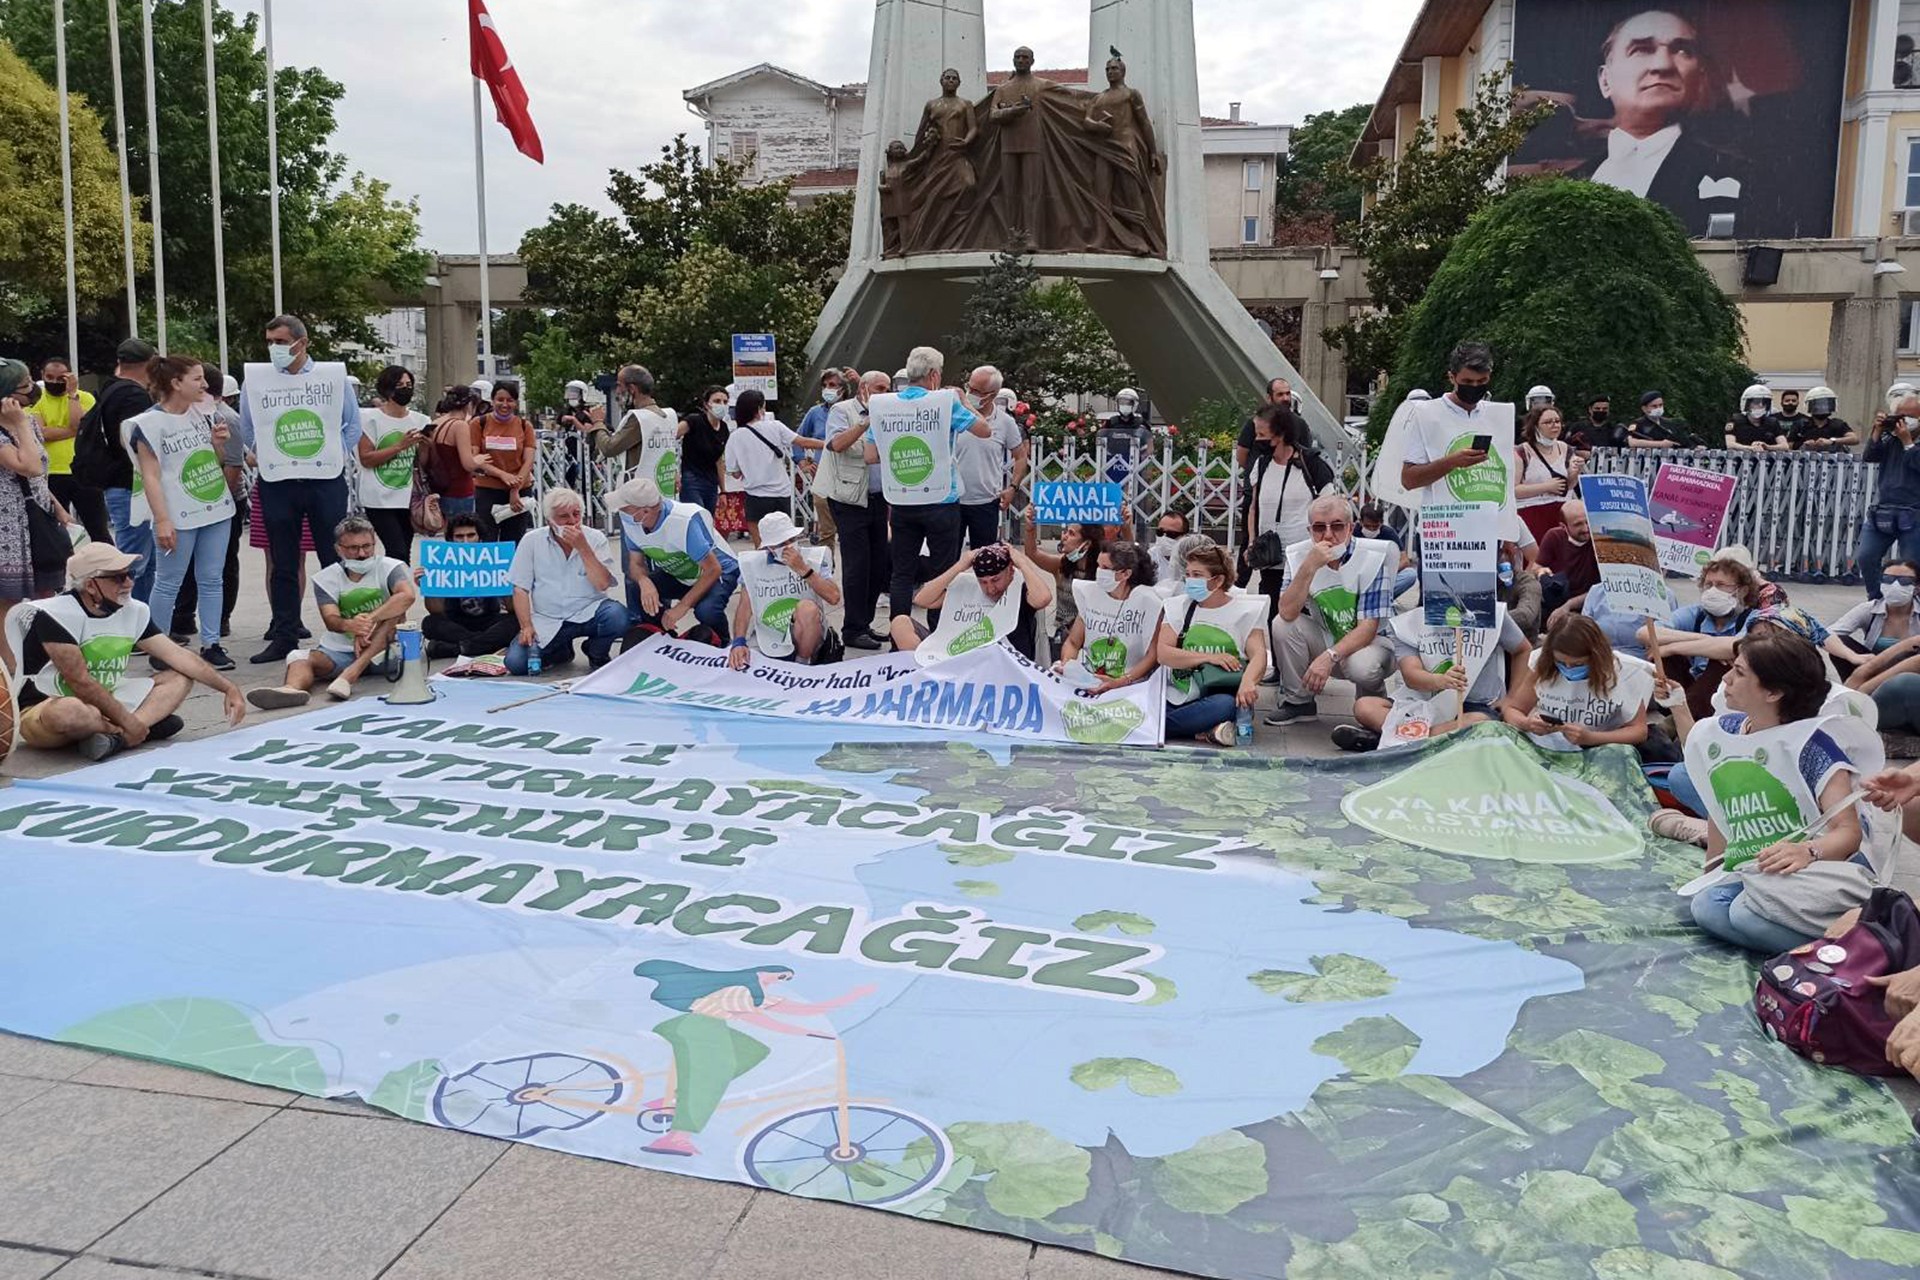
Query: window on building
1901 300 1920 356
731 130 759 178
1243 160 1263 192
1242 215 1260 245
1905 137 1920 209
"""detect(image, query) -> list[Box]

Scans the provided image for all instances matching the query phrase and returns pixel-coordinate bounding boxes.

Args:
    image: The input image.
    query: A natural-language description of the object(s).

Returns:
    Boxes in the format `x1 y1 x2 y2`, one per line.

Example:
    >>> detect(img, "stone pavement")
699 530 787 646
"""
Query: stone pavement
0 544 1896 1279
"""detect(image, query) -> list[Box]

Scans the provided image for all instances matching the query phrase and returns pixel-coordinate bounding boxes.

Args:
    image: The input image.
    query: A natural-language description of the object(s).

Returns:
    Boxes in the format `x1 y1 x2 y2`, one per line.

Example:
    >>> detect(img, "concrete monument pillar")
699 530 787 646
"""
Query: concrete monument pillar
1828 296 1900 430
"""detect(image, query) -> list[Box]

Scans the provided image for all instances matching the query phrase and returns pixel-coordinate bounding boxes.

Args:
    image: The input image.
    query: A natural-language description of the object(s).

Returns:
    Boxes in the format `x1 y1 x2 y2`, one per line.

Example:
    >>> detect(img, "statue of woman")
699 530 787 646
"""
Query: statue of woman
899 68 979 253
1082 56 1165 251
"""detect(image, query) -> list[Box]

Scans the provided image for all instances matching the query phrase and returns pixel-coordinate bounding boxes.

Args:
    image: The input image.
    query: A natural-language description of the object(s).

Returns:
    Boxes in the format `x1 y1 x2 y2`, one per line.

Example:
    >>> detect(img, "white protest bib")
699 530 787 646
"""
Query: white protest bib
133 408 234 531
1532 655 1656 734
621 501 716 586
1379 605 1505 737
1166 594 1266 705
314 557 404 652
1284 537 1390 643
915 572 1023 666
739 545 828 658
358 409 427 510
244 362 348 482
869 390 958 505
620 407 681 497
1684 712 1882 871
28 594 154 709
1409 398 1519 538
1070 581 1164 680
1709 680 1879 732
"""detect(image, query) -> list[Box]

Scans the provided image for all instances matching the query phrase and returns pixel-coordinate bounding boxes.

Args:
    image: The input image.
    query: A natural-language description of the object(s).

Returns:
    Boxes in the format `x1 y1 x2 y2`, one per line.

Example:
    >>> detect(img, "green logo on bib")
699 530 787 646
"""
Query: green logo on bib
1087 636 1128 678
181 448 227 504
58 635 136 696
1170 622 1237 694
338 584 385 618
1315 586 1359 641
948 613 998 656
1443 431 1507 504
641 546 699 583
1062 698 1146 744
655 451 679 492
761 597 799 634
1342 735 1640 862
889 435 935 486
275 408 326 460
1707 755 1803 869
373 431 414 489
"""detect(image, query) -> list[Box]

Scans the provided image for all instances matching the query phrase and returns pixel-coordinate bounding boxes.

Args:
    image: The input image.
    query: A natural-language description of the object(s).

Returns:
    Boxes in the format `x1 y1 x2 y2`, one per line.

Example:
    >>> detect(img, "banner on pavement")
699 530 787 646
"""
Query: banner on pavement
573 633 1166 748
1579 473 1666 618
1031 482 1124 525
1649 463 1737 575
1419 502 1499 628
418 539 515 597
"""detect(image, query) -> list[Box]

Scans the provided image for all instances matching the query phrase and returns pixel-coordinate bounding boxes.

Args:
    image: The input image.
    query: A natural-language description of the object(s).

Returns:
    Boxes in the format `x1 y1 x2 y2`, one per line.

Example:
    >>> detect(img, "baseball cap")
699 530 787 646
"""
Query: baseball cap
115 338 155 364
66 542 138 584
756 512 805 548
608 477 663 511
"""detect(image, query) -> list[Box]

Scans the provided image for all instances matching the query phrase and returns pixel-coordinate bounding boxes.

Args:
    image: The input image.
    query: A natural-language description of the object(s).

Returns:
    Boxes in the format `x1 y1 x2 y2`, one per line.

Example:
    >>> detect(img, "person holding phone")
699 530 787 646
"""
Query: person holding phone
1398 342 1499 505
356 364 429 562
1502 613 1655 751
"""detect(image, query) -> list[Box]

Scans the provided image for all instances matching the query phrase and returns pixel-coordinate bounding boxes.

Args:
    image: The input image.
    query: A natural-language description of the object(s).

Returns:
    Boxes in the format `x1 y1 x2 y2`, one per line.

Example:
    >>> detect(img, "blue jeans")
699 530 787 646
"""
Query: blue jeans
105 487 155 603
1856 513 1920 598
631 560 738 639
1166 693 1238 739
1666 762 1706 817
1394 566 1418 601
1874 671 1920 732
1691 879 1819 954
679 471 719 514
440 494 476 518
149 520 233 647
505 599 630 674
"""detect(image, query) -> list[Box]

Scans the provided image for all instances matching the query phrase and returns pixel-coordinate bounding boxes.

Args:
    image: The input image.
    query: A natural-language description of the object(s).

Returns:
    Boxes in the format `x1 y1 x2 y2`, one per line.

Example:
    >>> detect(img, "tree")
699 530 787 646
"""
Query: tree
1272 103 1370 246
1030 280 1135 400
945 253 1136 404
1380 178 1749 435
0 40 148 338
2 0 427 358
520 320 590 413
1329 69 1551 392
521 136 852 371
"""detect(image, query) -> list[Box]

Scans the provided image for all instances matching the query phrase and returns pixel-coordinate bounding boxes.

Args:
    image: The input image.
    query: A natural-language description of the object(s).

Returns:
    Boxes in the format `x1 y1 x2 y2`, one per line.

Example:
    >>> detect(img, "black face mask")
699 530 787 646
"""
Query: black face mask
42 379 67 396
1589 409 1609 424
391 386 414 406
1454 383 1489 405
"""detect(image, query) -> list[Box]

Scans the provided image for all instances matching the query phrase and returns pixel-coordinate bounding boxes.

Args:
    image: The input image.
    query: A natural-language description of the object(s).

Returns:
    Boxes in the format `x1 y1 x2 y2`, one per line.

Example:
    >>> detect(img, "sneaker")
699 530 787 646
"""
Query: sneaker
220 621 233 638
200 644 235 672
77 732 127 762
168 631 191 646
1259 670 1281 686
248 686 311 711
1263 701 1318 727
326 677 353 701
1332 724 1381 753
1210 722 1238 747
846 630 882 650
1650 809 1709 847
426 639 461 660
148 713 185 742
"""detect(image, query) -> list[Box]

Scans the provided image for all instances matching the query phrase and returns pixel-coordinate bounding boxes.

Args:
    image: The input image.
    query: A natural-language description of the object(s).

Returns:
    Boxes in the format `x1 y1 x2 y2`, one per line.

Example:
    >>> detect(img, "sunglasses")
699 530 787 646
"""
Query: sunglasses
96 570 134 584
1309 521 1351 534
1884 574 1916 585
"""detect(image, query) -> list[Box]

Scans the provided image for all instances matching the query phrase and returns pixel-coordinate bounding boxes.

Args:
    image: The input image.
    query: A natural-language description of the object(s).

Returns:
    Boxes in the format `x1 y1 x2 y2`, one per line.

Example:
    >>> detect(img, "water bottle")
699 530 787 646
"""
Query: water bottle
1234 705 1253 747
527 644 542 676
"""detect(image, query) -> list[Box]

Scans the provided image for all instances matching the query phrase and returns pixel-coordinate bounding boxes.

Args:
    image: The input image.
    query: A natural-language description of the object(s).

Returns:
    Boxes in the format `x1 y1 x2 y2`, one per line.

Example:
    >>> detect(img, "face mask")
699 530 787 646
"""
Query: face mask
821 388 840 404
1747 407 1766 421
1886 582 1917 608
1589 409 1608 423
1183 577 1210 601
268 343 295 372
1065 546 1085 564
566 394 581 406
1699 587 1739 618
1117 402 1137 416
1646 406 1665 420
710 403 728 417
342 556 377 576
1498 561 1514 588
1454 383 1489 405
493 406 513 420
1095 567 1117 591
43 380 66 396
1555 661 1590 683
391 386 414 407
1905 417 1919 431
1783 403 1799 415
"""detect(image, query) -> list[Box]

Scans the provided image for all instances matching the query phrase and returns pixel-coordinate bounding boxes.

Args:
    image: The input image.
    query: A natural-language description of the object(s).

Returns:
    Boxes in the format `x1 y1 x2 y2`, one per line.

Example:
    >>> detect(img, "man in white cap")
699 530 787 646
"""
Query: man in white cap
610 475 739 638
13 542 245 760
728 512 843 669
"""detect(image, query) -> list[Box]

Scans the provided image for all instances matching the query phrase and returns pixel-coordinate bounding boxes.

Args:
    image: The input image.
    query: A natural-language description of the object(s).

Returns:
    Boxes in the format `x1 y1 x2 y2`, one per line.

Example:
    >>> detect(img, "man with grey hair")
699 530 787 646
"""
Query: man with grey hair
240 313 362 664
499 486 625 675
588 364 682 491
1266 493 1397 726
609 475 738 639
874 345 994 631
957 364 1031 549
248 515 416 709
817 370 893 647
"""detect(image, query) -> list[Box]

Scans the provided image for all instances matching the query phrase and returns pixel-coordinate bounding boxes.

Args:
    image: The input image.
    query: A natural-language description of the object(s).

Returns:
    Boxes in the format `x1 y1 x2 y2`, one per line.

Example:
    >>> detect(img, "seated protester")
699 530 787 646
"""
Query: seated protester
1646 548 1766 717
1502 613 1654 751
1537 500 1600 628
1685 627 1883 954
418 514 518 659
1155 533 1219 600
1832 560 1920 656
1147 511 1190 586
502 487 628 675
1357 502 1416 599
14 543 245 760
1156 543 1267 746
611 476 740 640
1341 604 1531 752
1266 495 1396 726
892 541 1053 663
249 515 417 708
1054 540 1162 693
728 512 842 669
1022 512 1102 653
1581 579 1677 662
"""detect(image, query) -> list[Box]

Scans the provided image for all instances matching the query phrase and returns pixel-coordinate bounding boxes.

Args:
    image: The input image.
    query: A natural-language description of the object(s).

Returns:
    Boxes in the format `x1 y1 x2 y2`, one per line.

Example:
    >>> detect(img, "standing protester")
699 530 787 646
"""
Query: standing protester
1234 377 1292 474
426 386 484 518
471 381 536 544
957 365 1029 550
678 386 731 515
1516 405 1579 543
249 516 417 708
795 370 846 547
1858 390 1920 598
1724 385 1787 452
356 365 429 562
33 356 109 544
590 364 681 494
1627 390 1684 448
419 514 519 659
612 477 739 640
1769 387 1810 445
1790 386 1857 451
818 371 890 649
132 357 237 672
504 488 626 675
89 339 157 599
167 363 250 645
724 388 825 544
239 315 361 664
1267 495 1396 725
1569 392 1625 454
729 512 842 669
0 358 64 660
874 345 994 631
1245 405 1334 593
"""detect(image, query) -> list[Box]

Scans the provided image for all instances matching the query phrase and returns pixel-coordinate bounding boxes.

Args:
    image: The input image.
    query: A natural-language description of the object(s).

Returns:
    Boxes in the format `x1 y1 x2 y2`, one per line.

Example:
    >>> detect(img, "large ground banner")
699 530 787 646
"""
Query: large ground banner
3 692 1920 1279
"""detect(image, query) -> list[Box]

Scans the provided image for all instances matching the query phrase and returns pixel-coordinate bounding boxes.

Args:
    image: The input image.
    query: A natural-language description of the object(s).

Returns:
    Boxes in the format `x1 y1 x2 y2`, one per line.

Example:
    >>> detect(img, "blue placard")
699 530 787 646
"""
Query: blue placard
1032 481 1125 524
419 539 515 597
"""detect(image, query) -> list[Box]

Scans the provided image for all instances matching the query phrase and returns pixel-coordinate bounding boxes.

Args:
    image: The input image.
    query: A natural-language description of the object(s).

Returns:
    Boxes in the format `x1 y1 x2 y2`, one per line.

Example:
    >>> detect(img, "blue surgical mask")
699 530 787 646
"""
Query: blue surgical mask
1555 661 1589 683
1183 577 1209 601
1066 546 1086 563
1499 560 1514 587
268 342 294 372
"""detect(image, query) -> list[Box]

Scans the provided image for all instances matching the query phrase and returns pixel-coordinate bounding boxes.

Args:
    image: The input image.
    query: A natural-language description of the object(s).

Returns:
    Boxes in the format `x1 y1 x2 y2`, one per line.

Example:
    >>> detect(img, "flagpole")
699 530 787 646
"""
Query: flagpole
105 0 138 332
54 0 80 369
473 79 493 382
202 0 228 372
140 0 165 352
264 0 283 315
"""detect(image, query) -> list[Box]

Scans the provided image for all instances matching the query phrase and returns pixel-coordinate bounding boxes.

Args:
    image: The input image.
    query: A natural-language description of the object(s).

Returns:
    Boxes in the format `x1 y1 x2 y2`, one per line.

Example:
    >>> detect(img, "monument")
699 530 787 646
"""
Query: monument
805 0 1342 443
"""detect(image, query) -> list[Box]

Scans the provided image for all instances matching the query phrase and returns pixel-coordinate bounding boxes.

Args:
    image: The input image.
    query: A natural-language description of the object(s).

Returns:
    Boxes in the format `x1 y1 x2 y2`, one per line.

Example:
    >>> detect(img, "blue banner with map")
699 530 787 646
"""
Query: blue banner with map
2 690 1918 1279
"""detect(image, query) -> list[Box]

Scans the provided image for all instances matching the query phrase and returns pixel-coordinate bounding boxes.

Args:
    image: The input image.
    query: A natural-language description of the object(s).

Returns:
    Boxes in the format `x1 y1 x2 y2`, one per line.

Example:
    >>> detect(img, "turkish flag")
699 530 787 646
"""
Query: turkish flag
469 0 543 163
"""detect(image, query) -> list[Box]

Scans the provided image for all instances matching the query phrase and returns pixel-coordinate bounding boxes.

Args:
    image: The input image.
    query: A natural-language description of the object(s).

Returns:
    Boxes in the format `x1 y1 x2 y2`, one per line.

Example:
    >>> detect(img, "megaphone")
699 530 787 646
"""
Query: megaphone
382 625 437 705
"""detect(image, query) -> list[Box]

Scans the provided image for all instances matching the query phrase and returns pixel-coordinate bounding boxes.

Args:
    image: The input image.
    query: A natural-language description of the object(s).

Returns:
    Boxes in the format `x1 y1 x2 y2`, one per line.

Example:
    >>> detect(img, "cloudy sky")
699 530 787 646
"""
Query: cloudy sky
237 0 1423 253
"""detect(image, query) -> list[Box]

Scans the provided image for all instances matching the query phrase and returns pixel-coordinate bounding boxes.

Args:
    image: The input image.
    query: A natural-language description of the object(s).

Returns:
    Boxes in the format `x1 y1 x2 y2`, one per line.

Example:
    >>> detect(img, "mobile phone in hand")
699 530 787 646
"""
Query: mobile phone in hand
1538 712 1565 727
1470 433 1492 453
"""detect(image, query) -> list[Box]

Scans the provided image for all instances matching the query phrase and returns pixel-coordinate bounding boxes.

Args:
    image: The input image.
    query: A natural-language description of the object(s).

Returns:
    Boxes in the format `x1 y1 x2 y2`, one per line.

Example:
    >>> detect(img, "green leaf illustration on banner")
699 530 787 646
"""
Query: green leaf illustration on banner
369 1058 442 1121
1138 971 1178 1005
1151 1129 1269 1215
945 844 1015 867
953 880 999 897
62 998 327 1092
1060 698 1146 744
947 1121 1092 1219
1248 954 1396 1003
1070 1057 1182 1098
1589 1248 1742 1280
1312 1016 1419 1082
1514 1170 1640 1248
1072 910 1155 936
1783 1192 1920 1265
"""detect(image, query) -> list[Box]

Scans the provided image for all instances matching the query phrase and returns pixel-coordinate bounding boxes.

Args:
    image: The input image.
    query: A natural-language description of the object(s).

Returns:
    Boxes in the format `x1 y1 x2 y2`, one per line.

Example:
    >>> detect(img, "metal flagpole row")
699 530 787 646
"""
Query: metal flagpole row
202 0 227 372
140 0 165 352
54 0 80 369
264 0 283 316
474 80 493 383
105 0 138 332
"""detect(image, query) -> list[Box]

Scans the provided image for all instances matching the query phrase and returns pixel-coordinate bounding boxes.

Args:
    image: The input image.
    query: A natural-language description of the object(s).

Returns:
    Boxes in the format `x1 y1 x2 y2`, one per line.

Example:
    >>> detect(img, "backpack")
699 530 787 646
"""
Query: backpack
1754 887 1920 1076
72 377 136 489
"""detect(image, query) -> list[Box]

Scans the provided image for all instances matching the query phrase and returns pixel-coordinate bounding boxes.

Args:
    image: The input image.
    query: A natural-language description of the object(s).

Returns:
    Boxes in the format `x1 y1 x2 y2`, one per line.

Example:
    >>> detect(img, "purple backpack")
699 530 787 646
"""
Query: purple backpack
1754 888 1920 1076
